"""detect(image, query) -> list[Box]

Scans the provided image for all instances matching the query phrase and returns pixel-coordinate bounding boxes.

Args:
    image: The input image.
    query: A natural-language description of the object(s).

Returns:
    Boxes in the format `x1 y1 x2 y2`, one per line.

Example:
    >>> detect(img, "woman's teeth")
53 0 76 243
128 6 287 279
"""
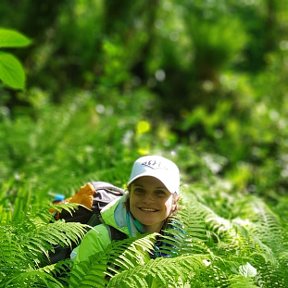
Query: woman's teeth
140 208 157 212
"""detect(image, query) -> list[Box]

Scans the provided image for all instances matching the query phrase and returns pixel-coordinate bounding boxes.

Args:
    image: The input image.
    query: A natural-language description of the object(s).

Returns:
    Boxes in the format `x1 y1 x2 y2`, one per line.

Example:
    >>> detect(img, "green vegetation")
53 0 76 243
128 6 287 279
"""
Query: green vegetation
0 0 287 287
0 28 31 90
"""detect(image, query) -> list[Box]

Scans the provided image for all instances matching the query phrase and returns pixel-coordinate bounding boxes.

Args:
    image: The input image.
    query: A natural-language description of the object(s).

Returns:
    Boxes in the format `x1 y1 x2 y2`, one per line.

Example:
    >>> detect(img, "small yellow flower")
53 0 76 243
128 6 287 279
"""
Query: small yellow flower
137 147 150 155
136 120 151 135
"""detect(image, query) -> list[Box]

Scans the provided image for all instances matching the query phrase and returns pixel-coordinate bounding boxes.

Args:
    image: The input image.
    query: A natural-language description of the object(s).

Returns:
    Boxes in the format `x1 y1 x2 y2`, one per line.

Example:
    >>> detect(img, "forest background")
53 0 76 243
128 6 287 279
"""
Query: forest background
0 0 288 287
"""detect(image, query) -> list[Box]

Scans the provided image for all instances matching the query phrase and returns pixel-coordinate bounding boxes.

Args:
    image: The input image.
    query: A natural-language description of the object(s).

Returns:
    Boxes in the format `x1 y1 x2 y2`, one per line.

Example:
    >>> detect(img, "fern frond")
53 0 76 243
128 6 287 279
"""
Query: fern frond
41 258 71 274
0 233 71 287
49 202 81 218
19 220 88 264
228 275 258 288
0 226 32 268
241 199 286 252
156 202 211 257
177 201 209 241
108 233 157 272
108 254 208 288
68 234 156 288
0 201 89 288
68 253 109 288
2 268 66 288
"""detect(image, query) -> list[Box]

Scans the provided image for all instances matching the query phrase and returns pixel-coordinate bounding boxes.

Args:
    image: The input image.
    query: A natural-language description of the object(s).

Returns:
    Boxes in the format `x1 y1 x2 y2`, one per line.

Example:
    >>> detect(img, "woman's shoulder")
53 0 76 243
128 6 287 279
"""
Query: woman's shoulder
71 224 111 263
85 223 111 244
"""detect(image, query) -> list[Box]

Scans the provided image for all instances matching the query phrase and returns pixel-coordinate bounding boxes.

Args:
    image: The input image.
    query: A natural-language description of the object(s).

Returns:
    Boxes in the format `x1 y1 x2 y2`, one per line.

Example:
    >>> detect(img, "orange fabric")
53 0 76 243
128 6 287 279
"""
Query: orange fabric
65 183 95 209
49 183 95 215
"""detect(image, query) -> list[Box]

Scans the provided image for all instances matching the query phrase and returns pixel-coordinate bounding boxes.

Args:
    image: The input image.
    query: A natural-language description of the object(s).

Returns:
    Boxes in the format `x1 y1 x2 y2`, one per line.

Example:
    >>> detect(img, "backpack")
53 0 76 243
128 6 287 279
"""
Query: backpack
49 181 127 264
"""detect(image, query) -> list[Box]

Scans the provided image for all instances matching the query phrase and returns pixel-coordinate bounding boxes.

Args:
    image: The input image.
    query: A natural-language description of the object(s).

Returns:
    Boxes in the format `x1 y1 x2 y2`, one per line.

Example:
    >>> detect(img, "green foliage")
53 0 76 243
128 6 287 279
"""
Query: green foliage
2 93 286 286
0 28 31 90
0 90 155 196
0 94 287 286
0 189 87 287
66 197 288 287
0 0 288 286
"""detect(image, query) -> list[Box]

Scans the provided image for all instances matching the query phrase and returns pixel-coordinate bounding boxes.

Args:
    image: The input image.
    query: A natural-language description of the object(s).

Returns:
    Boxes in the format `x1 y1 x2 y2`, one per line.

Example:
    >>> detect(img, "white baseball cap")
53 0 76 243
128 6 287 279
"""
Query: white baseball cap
127 155 180 194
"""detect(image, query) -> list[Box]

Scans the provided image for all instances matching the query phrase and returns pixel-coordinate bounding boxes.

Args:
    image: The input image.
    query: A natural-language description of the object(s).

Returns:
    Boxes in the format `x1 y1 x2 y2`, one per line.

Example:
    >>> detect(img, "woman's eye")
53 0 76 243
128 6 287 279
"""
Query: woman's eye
155 190 167 197
133 187 144 194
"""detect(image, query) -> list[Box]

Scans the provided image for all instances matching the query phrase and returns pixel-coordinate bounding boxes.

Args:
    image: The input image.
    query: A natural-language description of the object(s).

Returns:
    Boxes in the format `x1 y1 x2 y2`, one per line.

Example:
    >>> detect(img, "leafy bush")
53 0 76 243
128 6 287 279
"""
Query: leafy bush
0 28 31 90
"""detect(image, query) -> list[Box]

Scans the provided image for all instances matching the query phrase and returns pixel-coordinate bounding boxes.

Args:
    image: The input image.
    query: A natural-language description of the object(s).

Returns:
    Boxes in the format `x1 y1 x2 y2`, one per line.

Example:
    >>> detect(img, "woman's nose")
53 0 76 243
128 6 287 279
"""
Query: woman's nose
142 191 154 203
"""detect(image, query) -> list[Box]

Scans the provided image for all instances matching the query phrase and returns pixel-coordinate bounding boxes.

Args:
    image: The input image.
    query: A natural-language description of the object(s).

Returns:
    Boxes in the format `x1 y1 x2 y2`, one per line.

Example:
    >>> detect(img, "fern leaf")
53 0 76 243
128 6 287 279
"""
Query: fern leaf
229 275 258 288
108 254 207 288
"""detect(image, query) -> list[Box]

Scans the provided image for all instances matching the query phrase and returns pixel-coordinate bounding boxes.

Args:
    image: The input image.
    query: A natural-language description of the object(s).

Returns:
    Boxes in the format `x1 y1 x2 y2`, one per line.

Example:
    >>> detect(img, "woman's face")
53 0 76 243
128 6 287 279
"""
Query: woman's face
129 176 178 233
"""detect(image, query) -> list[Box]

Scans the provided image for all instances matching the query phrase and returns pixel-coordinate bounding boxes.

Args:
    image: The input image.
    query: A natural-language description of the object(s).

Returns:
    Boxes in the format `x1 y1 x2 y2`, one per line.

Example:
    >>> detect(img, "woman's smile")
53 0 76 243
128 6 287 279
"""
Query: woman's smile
129 176 176 233
138 207 158 212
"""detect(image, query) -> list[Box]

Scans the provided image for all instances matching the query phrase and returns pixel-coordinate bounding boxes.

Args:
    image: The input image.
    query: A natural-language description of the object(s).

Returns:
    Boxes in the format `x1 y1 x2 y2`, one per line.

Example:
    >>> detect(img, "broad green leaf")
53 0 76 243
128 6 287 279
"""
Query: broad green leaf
0 51 25 90
0 28 31 48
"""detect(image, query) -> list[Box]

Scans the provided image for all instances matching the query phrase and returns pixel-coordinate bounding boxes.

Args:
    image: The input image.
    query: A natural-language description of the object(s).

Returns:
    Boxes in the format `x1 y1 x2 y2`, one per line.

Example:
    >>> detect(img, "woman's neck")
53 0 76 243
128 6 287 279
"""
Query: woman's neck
142 221 164 233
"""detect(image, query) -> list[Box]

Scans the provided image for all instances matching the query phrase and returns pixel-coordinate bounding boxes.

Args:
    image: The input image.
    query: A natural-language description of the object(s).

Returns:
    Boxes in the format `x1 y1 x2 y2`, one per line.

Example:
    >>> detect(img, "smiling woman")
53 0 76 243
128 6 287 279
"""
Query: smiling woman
70 155 181 264
129 176 179 232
